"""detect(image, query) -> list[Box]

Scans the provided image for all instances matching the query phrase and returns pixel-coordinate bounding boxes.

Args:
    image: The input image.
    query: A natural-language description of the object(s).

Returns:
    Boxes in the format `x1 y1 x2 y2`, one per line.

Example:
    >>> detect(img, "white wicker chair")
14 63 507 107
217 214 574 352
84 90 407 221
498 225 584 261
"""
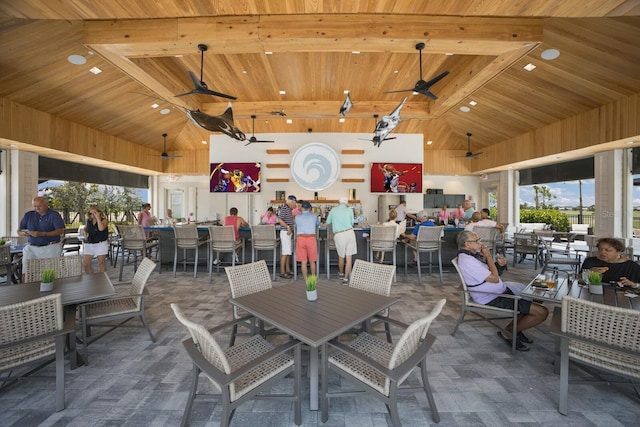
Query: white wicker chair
173 224 209 278
170 303 302 427
208 225 244 280
551 296 640 415
78 257 156 364
250 225 279 281
0 293 75 412
225 260 277 346
348 259 396 342
321 299 446 426
24 254 82 283
368 225 399 282
451 257 520 354
404 225 444 283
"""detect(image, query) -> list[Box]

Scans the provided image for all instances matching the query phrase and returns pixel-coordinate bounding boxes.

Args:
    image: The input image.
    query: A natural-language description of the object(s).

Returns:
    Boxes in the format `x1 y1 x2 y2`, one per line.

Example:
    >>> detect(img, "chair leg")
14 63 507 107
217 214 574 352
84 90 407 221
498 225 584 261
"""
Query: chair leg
385 321 392 343
229 323 238 347
417 253 422 284
193 247 198 278
181 364 200 427
420 360 440 423
387 388 401 427
559 337 570 415
140 312 155 342
437 249 443 283
451 305 466 336
55 335 65 412
294 343 302 426
173 245 178 278
119 250 125 281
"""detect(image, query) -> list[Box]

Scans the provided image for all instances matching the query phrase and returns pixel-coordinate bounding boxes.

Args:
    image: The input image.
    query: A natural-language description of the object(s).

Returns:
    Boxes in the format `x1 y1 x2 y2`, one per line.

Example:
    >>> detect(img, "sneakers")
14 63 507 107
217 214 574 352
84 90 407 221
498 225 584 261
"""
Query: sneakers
342 278 349 285
338 272 344 278
212 258 220 265
233 253 239 263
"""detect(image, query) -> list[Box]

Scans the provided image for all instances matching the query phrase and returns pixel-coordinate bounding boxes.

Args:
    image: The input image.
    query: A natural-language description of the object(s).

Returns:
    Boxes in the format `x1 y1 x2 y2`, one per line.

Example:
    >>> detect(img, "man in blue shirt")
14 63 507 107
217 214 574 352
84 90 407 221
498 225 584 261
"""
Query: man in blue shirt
294 201 319 281
400 210 436 263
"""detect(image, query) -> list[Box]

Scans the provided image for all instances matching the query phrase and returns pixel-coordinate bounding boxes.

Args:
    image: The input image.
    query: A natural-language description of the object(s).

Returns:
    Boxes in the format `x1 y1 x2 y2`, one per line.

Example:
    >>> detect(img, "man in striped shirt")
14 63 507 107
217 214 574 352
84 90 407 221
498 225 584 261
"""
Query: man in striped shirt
277 195 297 279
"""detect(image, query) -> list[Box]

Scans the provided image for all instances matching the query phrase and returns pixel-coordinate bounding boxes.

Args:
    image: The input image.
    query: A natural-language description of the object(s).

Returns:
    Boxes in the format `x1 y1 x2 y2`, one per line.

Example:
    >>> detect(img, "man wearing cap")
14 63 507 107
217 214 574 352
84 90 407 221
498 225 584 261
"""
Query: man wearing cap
326 196 357 284
401 210 436 263
295 200 319 281
277 195 297 278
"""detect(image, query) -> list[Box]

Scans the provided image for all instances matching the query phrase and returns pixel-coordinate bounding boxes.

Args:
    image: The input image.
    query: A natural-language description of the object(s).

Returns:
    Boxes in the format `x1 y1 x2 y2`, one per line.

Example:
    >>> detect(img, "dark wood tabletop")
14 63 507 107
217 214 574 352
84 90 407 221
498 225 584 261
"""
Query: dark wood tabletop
230 281 398 347
0 272 116 306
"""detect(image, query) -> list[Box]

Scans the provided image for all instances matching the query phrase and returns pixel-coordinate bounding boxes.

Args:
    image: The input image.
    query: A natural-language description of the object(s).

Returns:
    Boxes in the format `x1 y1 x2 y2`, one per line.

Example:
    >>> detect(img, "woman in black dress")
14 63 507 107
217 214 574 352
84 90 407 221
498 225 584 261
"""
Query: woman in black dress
581 237 640 288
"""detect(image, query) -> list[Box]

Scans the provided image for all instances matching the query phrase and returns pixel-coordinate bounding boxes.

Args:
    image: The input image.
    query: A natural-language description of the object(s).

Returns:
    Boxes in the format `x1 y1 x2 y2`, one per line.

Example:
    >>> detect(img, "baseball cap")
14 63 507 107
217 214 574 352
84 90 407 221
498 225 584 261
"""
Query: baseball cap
287 195 297 201
301 201 312 209
417 210 429 219
339 196 349 205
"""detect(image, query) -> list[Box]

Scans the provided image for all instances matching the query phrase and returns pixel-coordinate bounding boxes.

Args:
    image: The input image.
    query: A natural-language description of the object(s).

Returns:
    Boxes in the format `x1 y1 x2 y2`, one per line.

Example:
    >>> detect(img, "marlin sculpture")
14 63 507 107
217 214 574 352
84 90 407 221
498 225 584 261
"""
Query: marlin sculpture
369 97 407 147
339 92 353 116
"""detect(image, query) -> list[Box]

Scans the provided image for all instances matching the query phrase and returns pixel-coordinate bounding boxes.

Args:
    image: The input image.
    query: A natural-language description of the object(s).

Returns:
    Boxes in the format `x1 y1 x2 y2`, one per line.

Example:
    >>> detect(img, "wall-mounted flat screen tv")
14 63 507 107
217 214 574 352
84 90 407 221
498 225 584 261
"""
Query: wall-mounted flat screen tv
210 162 261 192
370 163 422 193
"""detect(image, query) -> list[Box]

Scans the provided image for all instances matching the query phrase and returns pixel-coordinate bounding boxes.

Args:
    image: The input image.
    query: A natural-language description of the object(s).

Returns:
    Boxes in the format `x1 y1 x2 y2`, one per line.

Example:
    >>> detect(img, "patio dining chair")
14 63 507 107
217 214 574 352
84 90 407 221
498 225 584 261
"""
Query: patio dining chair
551 296 640 415
24 254 82 283
539 237 581 275
78 257 156 364
321 299 446 426
451 257 520 354
473 226 499 257
0 293 75 412
170 303 302 427
512 232 541 269
117 225 159 281
368 224 399 282
208 225 244 281
404 225 444 284
249 225 279 280
173 224 209 278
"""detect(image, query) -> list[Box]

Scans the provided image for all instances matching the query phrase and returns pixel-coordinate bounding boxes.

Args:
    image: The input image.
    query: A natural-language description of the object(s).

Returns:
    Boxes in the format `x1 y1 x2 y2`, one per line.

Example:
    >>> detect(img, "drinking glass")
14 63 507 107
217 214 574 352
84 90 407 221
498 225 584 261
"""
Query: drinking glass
581 269 591 285
544 271 556 289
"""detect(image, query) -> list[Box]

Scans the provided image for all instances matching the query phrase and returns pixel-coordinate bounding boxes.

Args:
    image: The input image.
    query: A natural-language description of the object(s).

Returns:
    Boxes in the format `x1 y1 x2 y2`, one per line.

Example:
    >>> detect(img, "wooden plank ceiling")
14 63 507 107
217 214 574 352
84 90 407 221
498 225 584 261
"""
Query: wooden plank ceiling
0 0 639 174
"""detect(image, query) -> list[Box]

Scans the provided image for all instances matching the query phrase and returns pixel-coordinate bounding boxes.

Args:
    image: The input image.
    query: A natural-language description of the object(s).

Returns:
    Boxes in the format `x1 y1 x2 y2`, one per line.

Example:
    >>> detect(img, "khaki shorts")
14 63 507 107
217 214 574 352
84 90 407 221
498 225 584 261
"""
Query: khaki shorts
83 240 109 256
333 230 357 257
22 242 62 261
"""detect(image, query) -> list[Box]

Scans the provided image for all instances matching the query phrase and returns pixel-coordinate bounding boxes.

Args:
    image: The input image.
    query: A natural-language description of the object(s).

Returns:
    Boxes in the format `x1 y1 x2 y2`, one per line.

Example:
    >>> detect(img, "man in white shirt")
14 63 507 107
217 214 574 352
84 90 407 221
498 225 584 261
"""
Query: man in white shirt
465 209 504 233
394 200 416 223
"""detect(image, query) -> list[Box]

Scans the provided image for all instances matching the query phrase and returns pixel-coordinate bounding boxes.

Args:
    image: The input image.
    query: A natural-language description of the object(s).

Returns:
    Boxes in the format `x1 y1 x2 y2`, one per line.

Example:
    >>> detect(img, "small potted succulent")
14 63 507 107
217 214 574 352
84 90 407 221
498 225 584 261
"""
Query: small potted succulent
587 270 603 295
306 274 318 301
40 269 56 292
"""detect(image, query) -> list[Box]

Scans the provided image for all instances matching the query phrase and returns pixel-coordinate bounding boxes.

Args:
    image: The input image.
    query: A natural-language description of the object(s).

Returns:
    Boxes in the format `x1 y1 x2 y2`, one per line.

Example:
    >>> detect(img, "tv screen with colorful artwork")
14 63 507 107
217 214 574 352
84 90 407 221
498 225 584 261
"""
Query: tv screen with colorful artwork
210 162 261 192
370 163 422 193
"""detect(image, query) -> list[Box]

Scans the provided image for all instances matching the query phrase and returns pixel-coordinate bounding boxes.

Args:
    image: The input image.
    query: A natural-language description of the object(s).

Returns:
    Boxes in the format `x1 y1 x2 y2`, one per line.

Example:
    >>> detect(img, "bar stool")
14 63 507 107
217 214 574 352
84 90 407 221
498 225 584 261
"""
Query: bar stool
250 225 279 281
405 225 443 284
368 225 398 282
173 225 209 278
118 225 159 281
324 224 338 279
208 225 244 282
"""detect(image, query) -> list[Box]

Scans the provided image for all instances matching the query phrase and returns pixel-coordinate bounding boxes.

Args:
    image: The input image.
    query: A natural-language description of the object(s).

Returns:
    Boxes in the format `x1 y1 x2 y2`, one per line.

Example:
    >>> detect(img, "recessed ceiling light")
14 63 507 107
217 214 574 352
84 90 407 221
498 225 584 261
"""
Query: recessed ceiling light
9 143 17 147
541 49 560 60
626 140 637 145
67 54 87 65
394 70 399 74
412 91 419 95
151 103 159 109
87 51 94 55
343 90 349 94
427 140 433 145
201 140 208 145
459 106 471 112
174 54 183 58
242 70 247 74
523 63 536 71
286 119 293 124
265 51 273 55
339 118 345 123
160 108 171 115
469 100 477 106
279 90 286 95
445 53 454 56
351 51 360 54
89 66 102 75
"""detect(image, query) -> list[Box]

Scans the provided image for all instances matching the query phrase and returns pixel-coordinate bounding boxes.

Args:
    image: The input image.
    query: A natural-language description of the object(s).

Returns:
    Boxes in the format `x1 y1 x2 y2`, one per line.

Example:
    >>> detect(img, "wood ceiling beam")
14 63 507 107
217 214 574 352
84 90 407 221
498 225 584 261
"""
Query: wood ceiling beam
84 15 542 57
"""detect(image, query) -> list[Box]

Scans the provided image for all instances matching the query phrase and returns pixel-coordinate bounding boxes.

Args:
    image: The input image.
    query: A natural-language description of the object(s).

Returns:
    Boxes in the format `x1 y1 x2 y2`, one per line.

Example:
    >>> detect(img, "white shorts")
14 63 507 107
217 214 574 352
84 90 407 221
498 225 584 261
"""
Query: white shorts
83 240 109 256
333 230 357 257
280 229 293 255
22 242 62 261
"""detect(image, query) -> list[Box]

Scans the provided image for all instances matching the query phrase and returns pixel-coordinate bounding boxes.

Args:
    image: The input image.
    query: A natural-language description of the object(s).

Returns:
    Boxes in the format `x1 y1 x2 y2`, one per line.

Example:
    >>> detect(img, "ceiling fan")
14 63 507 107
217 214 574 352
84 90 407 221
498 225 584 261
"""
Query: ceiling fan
156 133 182 159
455 132 483 159
174 44 237 100
270 109 287 117
245 115 275 146
384 42 450 100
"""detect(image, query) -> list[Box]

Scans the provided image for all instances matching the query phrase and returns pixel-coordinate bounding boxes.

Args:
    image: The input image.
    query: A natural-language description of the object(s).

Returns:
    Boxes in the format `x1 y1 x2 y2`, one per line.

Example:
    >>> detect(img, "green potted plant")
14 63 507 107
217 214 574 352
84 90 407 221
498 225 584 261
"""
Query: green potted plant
40 269 56 292
588 270 603 295
306 274 318 301
0 238 6 246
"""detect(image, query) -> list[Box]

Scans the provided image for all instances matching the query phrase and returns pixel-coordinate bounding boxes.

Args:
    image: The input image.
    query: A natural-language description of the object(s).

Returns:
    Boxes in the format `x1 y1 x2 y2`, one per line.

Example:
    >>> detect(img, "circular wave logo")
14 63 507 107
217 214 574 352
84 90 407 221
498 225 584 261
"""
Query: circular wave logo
291 143 341 191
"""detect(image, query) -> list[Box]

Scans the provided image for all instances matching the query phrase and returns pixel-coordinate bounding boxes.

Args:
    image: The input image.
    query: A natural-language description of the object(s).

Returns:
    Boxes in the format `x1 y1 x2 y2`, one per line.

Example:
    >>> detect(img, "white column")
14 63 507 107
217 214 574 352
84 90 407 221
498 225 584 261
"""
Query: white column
10 151 39 234
498 170 518 229
594 149 631 237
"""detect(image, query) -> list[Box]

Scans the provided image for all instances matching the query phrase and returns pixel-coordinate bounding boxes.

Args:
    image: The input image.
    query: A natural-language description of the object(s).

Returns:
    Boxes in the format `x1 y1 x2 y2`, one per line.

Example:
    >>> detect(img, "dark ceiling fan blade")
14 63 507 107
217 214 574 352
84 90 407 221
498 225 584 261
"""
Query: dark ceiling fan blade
383 88 416 94
155 133 183 158
174 45 238 100
245 115 276 145
384 43 449 99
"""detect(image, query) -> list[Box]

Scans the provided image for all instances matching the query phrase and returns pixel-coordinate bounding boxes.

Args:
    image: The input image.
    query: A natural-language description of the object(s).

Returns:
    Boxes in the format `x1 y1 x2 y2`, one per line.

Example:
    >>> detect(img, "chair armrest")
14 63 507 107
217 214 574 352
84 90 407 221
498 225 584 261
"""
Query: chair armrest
462 289 520 299
182 337 300 387
78 293 147 309
0 315 75 351
371 314 409 330
204 314 255 335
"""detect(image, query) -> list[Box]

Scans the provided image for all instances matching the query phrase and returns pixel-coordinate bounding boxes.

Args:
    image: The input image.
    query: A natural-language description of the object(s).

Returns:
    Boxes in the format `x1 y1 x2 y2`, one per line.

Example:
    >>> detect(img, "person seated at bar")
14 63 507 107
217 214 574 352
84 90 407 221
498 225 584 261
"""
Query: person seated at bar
581 237 640 288
437 204 450 225
294 201 319 281
465 210 504 233
456 230 548 351
375 209 400 263
260 207 278 225
224 207 249 242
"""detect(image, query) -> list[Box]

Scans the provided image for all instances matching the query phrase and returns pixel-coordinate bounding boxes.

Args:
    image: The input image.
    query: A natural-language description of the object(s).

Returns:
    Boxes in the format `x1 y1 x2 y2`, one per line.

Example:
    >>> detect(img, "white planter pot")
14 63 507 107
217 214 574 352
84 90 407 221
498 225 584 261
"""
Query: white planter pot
40 282 54 292
589 284 603 295
306 290 318 301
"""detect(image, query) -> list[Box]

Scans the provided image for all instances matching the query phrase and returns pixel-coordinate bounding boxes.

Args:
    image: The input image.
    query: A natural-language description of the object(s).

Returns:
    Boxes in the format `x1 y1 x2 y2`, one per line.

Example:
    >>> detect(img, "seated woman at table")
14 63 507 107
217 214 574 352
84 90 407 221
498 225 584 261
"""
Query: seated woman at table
456 230 548 352
580 237 640 288
375 209 400 263
260 207 277 225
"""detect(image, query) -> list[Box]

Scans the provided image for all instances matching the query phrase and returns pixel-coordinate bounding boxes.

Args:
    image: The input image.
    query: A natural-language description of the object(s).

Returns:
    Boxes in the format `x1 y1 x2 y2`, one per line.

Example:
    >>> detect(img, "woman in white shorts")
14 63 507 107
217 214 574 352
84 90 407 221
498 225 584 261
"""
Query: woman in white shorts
83 206 110 273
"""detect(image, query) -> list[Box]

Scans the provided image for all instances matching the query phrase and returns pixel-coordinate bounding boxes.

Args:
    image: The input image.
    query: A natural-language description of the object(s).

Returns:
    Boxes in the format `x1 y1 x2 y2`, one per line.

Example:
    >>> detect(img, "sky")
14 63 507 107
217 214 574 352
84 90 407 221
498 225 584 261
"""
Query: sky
520 177 640 208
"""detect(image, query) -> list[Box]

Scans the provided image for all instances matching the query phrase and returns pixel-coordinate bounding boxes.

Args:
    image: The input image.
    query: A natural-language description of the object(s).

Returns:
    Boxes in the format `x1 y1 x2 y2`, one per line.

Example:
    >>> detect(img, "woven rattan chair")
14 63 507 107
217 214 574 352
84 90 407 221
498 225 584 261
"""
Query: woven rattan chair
551 296 640 415
539 238 581 275
78 257 156 364
250 225 279 281
170 303 302 427
118 225 159 281
512 232 541 269
451 257 520 354
173 225 209 278
473 226 499 257
348 259 396 342
404 225 444 283
368 225 399 282
208 225 244 280
321 299 446 426
0 293 75 412
225 260 276 346
24 254 82 283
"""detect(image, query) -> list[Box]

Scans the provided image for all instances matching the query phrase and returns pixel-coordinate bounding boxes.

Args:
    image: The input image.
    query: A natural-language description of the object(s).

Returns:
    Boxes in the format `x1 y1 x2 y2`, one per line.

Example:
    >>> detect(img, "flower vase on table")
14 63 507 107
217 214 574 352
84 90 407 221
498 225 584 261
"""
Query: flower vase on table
306 275 318 301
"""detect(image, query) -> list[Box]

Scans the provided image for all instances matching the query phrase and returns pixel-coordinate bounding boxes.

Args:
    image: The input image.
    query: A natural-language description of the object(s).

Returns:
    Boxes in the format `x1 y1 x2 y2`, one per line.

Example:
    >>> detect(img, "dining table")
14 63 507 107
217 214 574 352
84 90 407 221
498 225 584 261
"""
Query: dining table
230 281 398 411
0 272 117 368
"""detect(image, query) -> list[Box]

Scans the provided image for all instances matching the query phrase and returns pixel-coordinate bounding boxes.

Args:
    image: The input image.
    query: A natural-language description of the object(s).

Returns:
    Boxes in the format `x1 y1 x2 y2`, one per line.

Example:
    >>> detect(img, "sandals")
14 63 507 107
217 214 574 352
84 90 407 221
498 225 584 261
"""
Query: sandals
497 331 529 352
279 273 293 279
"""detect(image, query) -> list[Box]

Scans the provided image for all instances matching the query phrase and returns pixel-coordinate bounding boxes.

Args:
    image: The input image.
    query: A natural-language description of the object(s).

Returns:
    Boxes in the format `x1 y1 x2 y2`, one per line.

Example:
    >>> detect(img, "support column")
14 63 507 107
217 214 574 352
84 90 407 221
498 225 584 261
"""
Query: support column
594 149 631 237
498 170 518 229
10 151 39 235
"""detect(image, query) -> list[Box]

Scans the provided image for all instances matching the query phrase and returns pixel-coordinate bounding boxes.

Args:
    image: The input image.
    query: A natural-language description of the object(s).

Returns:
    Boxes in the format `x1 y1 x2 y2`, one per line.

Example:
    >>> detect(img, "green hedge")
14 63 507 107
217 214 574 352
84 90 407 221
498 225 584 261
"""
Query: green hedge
520 209 571 232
